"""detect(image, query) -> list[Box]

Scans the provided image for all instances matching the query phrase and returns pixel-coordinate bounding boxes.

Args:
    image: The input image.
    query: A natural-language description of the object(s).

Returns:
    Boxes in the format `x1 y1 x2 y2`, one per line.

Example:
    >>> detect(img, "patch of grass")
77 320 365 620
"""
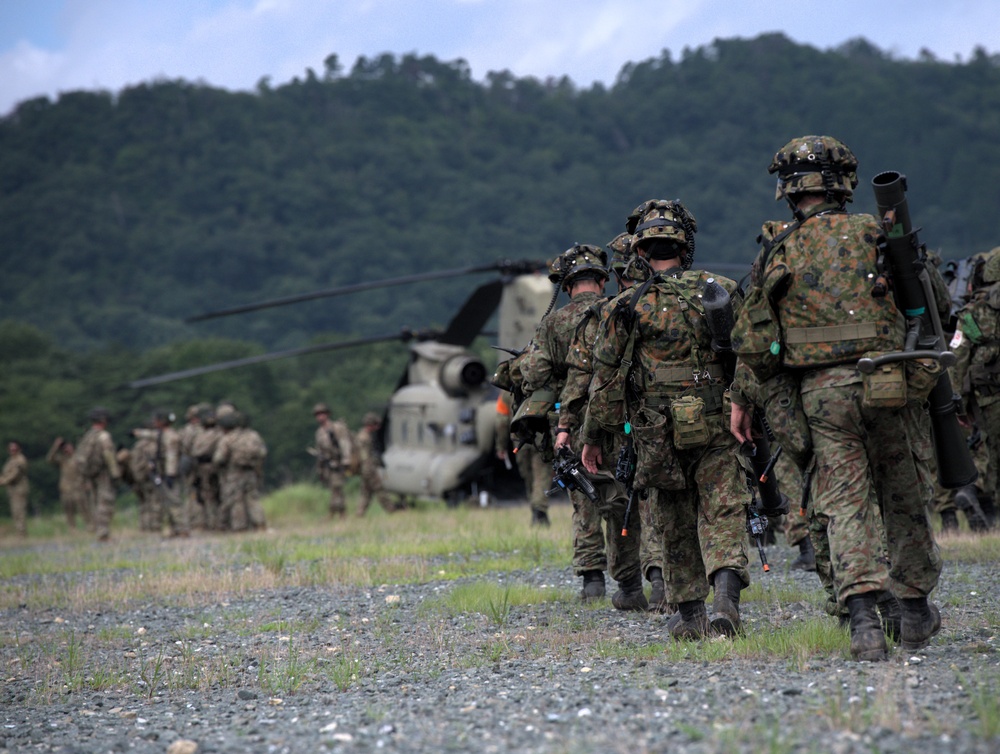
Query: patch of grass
955 669 1000 739
432 580 566 621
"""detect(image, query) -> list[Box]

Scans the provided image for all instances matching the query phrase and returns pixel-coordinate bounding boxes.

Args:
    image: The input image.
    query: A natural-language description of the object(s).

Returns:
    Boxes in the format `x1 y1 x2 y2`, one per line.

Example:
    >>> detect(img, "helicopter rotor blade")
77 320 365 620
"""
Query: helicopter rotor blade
127 329 427 389
186 258 547 323
439 279 506 346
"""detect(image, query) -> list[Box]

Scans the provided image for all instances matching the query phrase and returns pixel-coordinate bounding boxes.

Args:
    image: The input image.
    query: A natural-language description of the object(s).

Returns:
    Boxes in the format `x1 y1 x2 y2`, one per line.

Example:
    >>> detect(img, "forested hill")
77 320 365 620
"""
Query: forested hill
2 33 1000 353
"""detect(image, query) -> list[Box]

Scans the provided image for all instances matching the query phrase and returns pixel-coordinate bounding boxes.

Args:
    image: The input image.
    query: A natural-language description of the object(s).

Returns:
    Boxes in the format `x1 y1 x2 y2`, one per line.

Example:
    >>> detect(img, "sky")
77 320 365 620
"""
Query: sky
1 0 999 117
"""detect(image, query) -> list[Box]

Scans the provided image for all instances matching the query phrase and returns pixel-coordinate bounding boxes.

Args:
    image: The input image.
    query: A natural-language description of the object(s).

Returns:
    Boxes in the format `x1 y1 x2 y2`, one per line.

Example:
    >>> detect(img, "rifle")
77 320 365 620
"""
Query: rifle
547 447 600 505
615 433 638 536
863 171 977 489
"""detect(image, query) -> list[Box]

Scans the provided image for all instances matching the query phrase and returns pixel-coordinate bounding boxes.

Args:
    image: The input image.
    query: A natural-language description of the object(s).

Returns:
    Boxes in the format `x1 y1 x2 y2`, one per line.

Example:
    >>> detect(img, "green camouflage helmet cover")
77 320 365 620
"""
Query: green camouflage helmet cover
980 246 1000 284
606 232 633 274
628 199 698 270
769 135 859 202
547 243 609 290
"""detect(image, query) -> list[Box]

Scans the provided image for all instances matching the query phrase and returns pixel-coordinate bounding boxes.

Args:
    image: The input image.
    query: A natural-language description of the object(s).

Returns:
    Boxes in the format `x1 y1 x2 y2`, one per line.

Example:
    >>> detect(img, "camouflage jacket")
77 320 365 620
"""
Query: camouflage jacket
952 280 1000 406
0 452 29 494
75 427 121 481
734 203 903 377
354 427 380 473
132 427 180 477
191 425 223 463
582 269 739 445
314 420 353 471
46 442 84 495
519 290 604 429
214 428 267 470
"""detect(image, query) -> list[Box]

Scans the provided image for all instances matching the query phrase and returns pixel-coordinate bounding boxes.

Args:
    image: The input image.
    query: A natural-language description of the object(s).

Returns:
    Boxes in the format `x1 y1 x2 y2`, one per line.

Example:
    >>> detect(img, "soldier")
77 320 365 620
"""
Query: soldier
132 410 189 537
355 412 403 516
191 406 223 530
730 135 942 660
126 427 158 531
0 441 30 537
213 411 267 531
312 403 354 517
46 437 91 530
495 390 551 525
520 243 616 603
582 200 752 638
178 404 208 529
75 407 121 542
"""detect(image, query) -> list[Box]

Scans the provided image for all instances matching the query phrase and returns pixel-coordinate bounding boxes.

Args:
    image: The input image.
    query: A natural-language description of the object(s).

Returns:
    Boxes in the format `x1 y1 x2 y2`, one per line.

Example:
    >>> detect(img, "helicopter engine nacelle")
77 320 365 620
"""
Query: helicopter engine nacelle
438 355 487 397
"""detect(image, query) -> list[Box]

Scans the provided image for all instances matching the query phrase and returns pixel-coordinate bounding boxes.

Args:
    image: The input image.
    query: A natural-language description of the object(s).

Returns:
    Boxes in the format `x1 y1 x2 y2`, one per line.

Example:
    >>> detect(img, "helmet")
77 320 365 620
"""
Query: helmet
980 247 1000 284
607 233 633 272
198 405 217 425
769 135 859 203
628 200 698 270
547 244 609 290
218 411 240 430
151 409 175 425
87 407 111 423
363 412 381 426
312 402 331 416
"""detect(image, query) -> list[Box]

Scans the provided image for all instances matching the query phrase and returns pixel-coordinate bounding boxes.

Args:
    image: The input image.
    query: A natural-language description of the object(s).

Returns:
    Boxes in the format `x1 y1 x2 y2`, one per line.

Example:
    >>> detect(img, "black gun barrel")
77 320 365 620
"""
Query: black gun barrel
871 171 977 488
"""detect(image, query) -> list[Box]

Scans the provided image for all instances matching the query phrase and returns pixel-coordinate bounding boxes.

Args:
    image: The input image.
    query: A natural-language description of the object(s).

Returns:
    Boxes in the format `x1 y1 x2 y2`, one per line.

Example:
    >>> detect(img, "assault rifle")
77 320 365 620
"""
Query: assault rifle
615 435 638 536
547 447 600 505
863 172 977 488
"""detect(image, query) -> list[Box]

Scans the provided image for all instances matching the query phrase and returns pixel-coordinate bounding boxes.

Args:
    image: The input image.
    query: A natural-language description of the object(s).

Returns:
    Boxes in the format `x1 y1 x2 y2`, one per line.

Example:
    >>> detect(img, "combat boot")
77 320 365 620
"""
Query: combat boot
876 591 902 642
845 593 888 661
668 600 711 640
789 536 816 571
611 573 648 612
899 597 941 650
580 570 605 602
939 509 959 533
954 485 989 531
647 567 670 614
711 569 743 637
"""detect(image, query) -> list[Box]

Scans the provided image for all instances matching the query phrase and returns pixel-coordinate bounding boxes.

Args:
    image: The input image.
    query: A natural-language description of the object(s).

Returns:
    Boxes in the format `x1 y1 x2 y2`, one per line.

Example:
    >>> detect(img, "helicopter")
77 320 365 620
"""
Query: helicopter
129 259 554 505
129 256 751 505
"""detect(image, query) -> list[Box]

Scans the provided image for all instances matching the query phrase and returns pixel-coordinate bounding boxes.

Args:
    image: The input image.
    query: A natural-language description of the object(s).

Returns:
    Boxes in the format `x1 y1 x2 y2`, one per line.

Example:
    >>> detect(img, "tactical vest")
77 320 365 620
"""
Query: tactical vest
765 211 903 368
962 283 1000 392
230 429 267 467
74 428 106 478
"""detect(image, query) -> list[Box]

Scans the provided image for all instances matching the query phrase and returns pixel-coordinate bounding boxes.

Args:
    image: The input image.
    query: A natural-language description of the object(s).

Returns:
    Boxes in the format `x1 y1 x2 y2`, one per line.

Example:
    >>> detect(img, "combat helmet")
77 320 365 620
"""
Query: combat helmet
313 402 331 417
627 199 698 271
769 135 859 204
547 243 609 291
362 412 381 426
87 406 111 423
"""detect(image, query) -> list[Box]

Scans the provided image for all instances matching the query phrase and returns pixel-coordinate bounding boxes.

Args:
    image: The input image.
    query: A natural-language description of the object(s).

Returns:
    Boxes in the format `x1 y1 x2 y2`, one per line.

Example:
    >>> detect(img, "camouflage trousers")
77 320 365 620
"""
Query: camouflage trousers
357 467 399 516
638 488 664 579
571 487 608 575
6 487 28 537
90 474 118 540
61 487 91 530
189 464 221 530
600 487 641 585
654 439 751 605
515 444 551 514
323 470 347 516
220 468 266 531
801 369 941 604
151 480 189 536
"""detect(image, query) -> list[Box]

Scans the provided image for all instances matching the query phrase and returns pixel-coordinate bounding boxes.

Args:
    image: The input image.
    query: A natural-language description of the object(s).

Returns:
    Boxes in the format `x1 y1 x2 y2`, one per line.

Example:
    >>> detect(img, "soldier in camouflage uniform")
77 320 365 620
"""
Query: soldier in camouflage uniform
495 391 551 525
950 248 1000 530
132 410 189 537
75 407 121 542
213 411 268 532
355 412 403 516
582 201 752 638
47 437 90 530
191 406 223 530
730 135 942 660
125 427 158 531
520 244 615 602
313 403 354 517
0 441 30 537
178 404 208 530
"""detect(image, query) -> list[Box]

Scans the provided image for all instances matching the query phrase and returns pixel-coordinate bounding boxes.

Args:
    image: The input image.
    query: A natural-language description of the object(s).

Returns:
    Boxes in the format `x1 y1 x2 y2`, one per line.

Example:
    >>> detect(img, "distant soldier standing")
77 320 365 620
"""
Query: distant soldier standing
191 406 223 530
355 412 402 516
0 441 30 537
495 390 550 525
132 410 189 537
127 428 158 531
213 411 268 531
313 403 354 517
75 408 121 542
46 437 90 530
178 404 207 529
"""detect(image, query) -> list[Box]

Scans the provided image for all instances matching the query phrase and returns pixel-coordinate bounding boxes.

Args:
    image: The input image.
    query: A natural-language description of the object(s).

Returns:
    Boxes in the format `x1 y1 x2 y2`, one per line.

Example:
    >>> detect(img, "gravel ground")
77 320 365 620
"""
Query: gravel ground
1 535 998 754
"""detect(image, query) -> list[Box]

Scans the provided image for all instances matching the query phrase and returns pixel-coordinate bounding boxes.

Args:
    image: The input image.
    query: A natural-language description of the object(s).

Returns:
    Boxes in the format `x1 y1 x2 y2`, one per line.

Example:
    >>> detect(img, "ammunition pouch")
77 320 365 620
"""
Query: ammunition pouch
669 395 711 450
906 358 944 403
630 407 686 491
861 352 907 409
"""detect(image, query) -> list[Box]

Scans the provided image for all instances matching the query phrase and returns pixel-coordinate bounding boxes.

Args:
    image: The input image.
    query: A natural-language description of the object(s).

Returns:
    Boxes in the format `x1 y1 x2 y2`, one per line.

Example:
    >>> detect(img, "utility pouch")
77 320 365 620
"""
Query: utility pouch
861 354 907 409
905 358 943 403
731 284 783 382
630 408 686 491
758 372 812 469
669 394 710 450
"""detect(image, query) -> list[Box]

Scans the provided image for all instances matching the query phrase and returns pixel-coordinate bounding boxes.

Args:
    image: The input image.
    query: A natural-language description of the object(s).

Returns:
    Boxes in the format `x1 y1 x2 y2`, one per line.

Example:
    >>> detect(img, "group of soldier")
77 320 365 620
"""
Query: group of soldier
497 133 997 660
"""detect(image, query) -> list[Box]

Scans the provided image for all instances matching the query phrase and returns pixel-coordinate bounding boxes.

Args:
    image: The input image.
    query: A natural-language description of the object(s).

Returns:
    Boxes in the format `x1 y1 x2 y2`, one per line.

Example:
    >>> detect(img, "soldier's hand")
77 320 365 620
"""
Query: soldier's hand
554 428 571 453
730 402 754 447
581 444 601 474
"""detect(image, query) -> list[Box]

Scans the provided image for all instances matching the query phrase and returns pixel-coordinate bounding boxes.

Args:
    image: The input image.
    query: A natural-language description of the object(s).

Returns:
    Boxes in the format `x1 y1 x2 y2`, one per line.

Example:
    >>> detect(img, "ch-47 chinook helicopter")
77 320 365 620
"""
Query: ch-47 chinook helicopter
128 259 553 506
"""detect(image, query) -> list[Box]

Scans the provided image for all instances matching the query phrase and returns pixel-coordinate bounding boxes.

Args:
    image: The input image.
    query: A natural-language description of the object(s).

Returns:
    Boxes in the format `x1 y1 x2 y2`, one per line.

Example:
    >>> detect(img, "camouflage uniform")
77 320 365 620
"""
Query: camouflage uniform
730 135 942 659
46 439 91 530
132 417 188 536
519 251 610 586
0 444 30 537
75 410 121 541
190 412 223 530
178 405 205 529
583 270 750 607
355 415 401 516
127 431 159 530
313 404 354 517
213 415 267 531
495 392 550 517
